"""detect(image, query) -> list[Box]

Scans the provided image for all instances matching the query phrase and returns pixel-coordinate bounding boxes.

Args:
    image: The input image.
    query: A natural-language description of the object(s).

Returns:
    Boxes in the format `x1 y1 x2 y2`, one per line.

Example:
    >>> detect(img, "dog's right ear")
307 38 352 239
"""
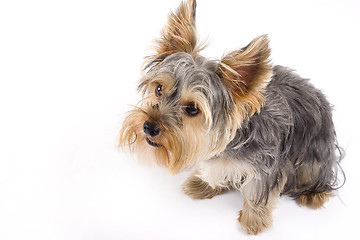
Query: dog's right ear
147 0 198 66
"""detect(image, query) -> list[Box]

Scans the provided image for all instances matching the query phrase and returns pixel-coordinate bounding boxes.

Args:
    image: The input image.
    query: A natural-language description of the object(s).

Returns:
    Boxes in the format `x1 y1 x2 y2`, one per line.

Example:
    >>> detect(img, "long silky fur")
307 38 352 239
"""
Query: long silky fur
224 65 344 203
119 0 344 221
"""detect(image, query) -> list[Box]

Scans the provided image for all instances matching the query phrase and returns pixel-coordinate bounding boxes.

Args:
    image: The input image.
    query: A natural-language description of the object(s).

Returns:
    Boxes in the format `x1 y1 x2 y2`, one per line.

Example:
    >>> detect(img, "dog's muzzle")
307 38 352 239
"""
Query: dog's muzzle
143 121 162 147
143 121 161 137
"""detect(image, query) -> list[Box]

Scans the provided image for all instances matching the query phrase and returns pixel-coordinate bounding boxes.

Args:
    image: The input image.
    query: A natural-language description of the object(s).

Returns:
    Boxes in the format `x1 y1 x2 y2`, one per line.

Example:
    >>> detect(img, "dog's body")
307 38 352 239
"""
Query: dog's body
119 0 343 235
194 64 339 200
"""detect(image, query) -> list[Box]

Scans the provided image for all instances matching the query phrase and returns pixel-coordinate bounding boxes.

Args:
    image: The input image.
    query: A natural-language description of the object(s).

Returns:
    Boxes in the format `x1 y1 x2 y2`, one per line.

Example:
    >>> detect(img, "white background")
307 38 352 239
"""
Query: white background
1 0 359 239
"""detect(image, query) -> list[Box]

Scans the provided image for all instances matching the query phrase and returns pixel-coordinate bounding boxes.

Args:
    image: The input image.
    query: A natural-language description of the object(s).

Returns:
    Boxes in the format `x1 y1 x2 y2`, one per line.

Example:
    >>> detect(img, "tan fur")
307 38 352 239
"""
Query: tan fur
171 113 208 173
120 59 248 174
182 173 227 199
119 108 172 168
181 90 213 128
118 0 343 236
292 161 333 209
238 171 287 235
119 82 233 175
152 0 198 58
217 35 273 120
140 73 175 98
238 197 275 235
297 191 334 209
295 161 321 188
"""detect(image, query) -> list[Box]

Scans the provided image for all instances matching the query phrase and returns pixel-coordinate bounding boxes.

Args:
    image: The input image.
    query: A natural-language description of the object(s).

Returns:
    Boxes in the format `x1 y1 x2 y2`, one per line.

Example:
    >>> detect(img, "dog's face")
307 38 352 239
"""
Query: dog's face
119 0 272 174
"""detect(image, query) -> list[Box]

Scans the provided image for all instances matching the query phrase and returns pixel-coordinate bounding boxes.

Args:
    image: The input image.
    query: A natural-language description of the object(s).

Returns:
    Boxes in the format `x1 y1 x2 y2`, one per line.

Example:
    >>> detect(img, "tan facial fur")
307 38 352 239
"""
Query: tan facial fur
119 0 342 236
119 73 232 174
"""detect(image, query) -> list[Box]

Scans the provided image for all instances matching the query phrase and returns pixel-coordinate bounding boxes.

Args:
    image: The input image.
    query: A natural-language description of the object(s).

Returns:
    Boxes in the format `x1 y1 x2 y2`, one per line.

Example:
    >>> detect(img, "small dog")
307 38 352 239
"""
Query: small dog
119 0 343 235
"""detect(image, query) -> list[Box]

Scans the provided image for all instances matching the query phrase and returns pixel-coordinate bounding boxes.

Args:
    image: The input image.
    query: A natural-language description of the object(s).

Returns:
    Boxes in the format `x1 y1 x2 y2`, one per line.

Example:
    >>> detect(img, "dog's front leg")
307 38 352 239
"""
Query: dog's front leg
238 175 286 235
182 172 228 199
238 191 278 235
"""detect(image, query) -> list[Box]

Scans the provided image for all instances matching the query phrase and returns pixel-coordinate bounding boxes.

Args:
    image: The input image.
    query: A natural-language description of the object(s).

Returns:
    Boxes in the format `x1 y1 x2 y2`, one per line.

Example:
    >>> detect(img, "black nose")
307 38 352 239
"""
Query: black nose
143 121 161 137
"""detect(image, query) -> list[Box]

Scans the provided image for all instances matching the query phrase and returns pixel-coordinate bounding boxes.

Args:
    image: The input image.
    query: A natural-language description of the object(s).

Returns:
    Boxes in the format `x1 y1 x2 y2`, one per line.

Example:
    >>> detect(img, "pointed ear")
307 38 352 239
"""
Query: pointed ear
216 35 273 116
154 0 198 56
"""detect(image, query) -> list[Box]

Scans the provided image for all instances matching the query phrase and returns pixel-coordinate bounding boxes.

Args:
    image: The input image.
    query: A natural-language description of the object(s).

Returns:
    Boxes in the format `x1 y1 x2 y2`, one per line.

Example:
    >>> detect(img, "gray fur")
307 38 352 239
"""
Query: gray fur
143 53 343 204
144 53 235 129
224 65 343 203
118 1 346 234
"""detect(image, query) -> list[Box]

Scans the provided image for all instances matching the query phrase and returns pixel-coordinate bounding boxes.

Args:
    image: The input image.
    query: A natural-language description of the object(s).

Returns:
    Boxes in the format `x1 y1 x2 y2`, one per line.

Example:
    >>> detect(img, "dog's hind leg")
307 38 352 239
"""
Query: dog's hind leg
297 191 334 209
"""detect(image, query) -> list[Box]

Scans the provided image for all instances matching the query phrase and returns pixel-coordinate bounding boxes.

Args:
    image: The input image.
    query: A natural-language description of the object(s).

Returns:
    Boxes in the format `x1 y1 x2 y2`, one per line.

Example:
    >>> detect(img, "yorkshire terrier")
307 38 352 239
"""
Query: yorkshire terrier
119 0 343 235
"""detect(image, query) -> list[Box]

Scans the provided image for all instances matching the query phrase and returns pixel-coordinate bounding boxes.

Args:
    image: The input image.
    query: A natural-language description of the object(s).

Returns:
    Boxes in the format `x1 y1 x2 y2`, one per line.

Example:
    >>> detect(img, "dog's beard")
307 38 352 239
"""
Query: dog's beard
119 108 171 169
119 106 235 174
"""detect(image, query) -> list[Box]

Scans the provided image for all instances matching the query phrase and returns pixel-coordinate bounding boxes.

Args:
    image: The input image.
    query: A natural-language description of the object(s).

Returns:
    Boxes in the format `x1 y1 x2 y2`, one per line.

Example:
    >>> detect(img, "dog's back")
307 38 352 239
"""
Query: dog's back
120 0 344 234
226 65 342 206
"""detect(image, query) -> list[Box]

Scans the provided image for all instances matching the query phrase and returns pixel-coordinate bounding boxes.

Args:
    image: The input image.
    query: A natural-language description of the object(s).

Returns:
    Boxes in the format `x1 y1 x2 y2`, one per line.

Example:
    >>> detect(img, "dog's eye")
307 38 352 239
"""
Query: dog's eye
155 84 162 97
184 103 199 117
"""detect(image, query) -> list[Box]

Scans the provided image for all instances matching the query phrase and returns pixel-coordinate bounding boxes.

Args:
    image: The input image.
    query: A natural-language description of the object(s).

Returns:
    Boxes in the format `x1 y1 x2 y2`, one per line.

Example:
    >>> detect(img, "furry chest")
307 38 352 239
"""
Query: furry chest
196 157 257 190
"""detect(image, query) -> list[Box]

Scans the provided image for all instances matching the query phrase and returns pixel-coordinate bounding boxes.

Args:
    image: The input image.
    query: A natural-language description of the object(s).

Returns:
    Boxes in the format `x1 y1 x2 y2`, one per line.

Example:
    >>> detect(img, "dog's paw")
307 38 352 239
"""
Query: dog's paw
238 208 272 235
182 175 226 200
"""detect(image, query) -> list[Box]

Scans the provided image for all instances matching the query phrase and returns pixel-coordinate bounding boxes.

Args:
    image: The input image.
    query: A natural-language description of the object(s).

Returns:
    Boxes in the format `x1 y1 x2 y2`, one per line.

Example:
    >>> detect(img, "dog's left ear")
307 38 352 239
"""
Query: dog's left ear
154 0 198 57
216 35 272 116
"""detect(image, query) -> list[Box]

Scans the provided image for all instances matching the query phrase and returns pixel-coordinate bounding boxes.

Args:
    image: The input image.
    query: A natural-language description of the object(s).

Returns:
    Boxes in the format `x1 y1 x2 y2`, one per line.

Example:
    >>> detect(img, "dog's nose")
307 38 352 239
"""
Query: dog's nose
143 121 161 137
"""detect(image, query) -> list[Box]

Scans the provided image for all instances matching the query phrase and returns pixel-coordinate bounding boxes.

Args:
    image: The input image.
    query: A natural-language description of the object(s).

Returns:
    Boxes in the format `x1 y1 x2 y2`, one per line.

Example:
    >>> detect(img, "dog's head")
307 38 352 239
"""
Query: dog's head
119 0 272 174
